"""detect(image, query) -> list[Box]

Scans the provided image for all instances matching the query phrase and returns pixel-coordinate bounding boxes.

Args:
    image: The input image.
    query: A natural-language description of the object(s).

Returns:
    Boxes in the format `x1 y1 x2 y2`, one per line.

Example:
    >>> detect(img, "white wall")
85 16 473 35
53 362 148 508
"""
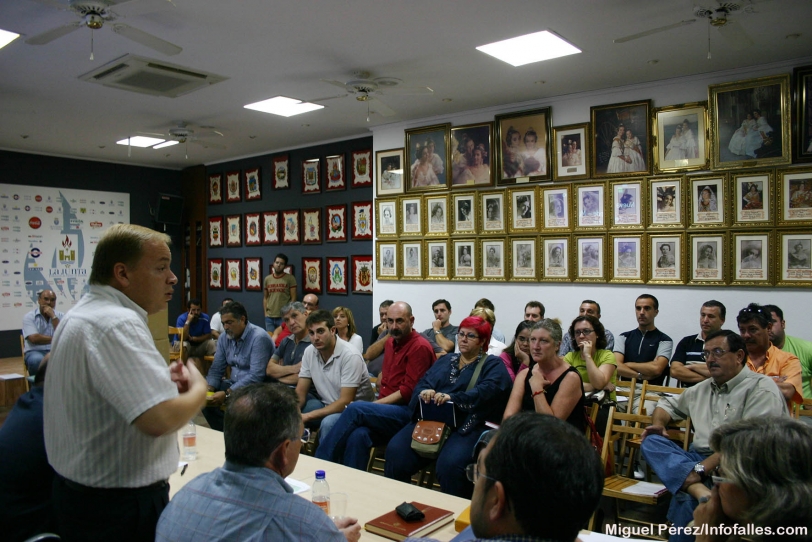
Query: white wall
371 57 812 343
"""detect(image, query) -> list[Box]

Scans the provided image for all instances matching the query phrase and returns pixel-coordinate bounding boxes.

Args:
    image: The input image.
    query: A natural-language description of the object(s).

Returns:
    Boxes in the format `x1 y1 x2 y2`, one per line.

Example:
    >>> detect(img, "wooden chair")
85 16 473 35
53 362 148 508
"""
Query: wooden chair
628 381 688 479
793 397 812 420
585 401 600 442
614 377 638 413
168 326 184 364
366 445 387 475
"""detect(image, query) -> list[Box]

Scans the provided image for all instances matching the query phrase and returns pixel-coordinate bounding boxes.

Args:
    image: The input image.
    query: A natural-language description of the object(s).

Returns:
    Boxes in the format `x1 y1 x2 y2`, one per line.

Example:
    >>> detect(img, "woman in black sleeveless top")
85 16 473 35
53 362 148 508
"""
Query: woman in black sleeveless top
503 319 585 433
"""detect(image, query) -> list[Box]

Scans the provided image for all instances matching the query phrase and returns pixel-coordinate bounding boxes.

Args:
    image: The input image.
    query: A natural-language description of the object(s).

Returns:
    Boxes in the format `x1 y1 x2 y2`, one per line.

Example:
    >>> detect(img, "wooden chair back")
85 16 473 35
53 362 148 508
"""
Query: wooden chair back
639 380 684 415
168 326 184 364
601 405 652 475
793 397 812 419
614 376 637 411
584 402 600 441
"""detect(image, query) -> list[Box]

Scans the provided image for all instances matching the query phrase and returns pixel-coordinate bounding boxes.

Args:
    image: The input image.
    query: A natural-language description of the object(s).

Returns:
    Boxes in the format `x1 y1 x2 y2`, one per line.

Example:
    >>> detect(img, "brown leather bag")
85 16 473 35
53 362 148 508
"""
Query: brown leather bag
411 420 450 458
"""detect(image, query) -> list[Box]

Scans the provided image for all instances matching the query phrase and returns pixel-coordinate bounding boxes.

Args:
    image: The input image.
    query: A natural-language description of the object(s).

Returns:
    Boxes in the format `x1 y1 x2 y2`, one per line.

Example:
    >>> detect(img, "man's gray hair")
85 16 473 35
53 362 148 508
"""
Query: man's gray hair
281 301 306 317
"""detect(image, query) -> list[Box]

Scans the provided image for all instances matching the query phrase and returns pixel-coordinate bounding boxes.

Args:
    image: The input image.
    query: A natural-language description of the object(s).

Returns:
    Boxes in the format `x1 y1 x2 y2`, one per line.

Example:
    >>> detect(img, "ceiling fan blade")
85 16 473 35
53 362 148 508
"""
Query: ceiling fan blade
29 0 70 9
112 0 176 18
381 86 434 96
716 20 754 49
25 22 82 45
136 130 168 137
613 19 696 43
320 79 351 90
309 93 349 103
109 23 182 55
369 97 396 117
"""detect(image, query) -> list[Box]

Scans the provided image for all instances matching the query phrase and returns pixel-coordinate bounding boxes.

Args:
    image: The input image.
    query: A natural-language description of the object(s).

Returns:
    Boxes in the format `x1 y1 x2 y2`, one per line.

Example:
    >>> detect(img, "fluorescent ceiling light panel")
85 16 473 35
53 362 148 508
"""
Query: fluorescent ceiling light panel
477 30 581 67
153 140 179 149
244 96 324 117
116 136 165 148
0 28 20 50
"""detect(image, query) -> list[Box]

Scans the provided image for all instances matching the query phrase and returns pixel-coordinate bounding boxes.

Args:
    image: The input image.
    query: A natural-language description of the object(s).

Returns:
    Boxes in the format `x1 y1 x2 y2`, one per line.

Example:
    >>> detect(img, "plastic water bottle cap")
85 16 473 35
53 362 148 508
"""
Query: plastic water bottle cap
315 470 325 479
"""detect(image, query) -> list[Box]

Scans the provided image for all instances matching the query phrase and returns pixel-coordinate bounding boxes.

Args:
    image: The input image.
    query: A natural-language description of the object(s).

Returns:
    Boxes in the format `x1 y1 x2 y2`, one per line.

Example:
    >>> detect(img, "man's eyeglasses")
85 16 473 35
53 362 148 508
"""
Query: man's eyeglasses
701 348 731 361
574 329 594 337
465 463 497 484
457 332 480 340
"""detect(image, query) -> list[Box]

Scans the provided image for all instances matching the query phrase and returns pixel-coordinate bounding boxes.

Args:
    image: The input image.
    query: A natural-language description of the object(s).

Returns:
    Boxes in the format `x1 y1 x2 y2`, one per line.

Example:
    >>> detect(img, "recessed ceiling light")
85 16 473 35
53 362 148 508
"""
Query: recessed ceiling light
244 96 324 117
477 30 581 67
153 140 179 149
0 28 20 50
116 136 165 148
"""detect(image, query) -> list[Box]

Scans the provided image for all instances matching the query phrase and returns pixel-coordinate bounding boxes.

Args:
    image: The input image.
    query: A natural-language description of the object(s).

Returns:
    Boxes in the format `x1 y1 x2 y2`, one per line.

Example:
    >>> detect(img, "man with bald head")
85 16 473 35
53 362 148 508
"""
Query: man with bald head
316 301 435 470
22 289 64 375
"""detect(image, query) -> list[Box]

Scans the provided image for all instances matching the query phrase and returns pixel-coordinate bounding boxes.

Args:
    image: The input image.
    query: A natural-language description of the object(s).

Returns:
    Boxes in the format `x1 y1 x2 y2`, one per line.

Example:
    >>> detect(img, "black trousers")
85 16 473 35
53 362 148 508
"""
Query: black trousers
52 475 169 542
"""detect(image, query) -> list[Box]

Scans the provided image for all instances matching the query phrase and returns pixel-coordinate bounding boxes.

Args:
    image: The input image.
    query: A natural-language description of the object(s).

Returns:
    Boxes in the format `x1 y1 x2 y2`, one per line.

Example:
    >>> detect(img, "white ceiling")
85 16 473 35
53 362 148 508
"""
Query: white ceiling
1 0 811 170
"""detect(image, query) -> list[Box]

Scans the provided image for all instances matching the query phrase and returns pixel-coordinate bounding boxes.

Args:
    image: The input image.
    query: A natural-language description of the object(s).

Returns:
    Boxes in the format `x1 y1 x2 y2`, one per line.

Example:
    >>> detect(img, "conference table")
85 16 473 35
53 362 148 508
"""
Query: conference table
171 426 471 541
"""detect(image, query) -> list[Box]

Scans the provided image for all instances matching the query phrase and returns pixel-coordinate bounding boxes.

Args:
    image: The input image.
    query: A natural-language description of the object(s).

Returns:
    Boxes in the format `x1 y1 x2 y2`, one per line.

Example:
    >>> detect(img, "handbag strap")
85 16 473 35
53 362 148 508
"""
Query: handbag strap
465 352 487 392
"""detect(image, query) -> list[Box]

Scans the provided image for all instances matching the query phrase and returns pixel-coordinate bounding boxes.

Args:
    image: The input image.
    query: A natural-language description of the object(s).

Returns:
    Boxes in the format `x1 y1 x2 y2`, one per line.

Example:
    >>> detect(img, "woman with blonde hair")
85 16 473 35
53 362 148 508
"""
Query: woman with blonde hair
332 306 363 353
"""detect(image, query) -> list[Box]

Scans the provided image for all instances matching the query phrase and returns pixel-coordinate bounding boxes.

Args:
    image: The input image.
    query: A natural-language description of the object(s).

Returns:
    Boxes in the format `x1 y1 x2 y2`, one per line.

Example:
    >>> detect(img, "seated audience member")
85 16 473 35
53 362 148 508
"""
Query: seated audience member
499 320 534 381
408 412 604 542
763 304 812 400
383 316 512 498
564 315 617 399
671 301 726 388
524 300 545 321
205 301 274 431
208 297 233 340
0 358 55 542
177 298 216 374
469 307 507 355
640 330 787 542
156 384 360 542
692 417 812 542
22 289 63 375
559 299 615 356
369 299 393 346
474 297 506 343
504 319 585 432
296 310 374 440
364 299 394 377
273 294 319 347
421 299 458 356
737 303 802 406
315 301 434 470
332 306 363 353
266 302 310 385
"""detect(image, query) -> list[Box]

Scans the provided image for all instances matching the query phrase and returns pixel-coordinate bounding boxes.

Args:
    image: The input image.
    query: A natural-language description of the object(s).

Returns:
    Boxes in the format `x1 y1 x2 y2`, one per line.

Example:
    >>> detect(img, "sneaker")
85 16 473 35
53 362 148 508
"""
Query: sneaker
633 465 645 480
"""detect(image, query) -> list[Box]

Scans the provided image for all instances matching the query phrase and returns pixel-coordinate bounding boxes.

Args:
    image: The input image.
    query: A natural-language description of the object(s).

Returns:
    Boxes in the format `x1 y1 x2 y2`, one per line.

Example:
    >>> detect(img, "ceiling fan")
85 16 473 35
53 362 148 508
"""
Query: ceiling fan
314 71 434 119
24 0 182 59
136 121 226 158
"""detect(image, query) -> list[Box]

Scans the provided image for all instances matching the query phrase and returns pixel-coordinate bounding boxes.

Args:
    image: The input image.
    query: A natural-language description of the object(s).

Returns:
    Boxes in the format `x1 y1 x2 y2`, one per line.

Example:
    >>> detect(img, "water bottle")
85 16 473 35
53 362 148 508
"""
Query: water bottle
182 420 197 461
312 470 330 514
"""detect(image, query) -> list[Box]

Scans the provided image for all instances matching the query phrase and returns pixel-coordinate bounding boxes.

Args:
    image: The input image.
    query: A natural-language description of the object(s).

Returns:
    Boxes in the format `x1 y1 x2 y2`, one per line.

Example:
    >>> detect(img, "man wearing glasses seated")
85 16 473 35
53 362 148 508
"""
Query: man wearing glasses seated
640 329 787 542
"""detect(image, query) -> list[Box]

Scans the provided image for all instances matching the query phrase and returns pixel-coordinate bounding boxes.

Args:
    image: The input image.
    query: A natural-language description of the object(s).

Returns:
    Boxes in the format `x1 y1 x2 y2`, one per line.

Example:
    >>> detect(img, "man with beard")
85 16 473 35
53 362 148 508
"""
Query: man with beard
762 304 812 401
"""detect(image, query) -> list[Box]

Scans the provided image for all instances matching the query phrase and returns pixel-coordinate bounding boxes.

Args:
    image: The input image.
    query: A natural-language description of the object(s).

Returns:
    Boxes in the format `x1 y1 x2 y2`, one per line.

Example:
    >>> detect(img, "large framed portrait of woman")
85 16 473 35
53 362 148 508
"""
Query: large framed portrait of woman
689 175 727 228
405 124 450 192
495 107 552 185
376 148 404 196
450 122 494 187
731 170 773 227
653 102 709 173
590 100 652 179
552 123 589 181
793 65 812 163
689 234 726 285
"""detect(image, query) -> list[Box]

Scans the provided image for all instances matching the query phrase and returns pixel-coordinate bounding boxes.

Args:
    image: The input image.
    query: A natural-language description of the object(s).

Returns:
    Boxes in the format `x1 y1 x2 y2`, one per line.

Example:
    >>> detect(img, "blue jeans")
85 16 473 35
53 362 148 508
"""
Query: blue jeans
265 317 282 332
24 350 47 375
641 435 712 542
315 402 411 470
202 379 232 432
384 422 486 498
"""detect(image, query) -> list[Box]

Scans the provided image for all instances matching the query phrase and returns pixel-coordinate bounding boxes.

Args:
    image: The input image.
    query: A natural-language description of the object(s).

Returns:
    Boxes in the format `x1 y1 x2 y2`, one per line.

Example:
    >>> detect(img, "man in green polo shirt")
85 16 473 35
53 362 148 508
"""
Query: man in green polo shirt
763 304 812 399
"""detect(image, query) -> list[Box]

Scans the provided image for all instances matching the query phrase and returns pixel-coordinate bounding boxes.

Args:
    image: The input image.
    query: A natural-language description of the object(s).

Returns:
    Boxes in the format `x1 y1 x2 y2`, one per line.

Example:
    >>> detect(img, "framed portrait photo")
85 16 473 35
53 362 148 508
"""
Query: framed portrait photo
792 65 812 163
574 183 606 231
377 148 404 196
225 215 241 247
542 186 571 232
649 177 685 228
591 99 652 178
376 198 397 237
450 122 494 187
400 196 422 236
649 234 684 284
510 238 537 281
452 239 477 281
508 187 537 233
225 259 242 291
272 155 290 189
326 205 347 242
542 236 571 282
778 232 812 286
244 167 261 201
575 236 605 283
244 257 262 291
609 180 644 229
481 239 506 281
405 123 450 191
653 102 709 173
281 210 300 244
481 192 506 234
552 123 589 181
208 216 223 248
778 168 812 226
302 257 322 294
302 158 321 194
495 107 552 184
732 232 771 285
208 258 223 290
732 171 772 226
424 194 449 237
244 212 261 246
325 154 346 191
225 171 241 203
689 175 727 228
326 257 348 294
351 255 373 294
301 208 322 244
262 211 280 245
689 234 726 285
709 73 791 170
401 242 423 280
351 150 372 187
452 193 476 235
208 173 223 205
377 242 398 280
426 240 450 280
610 235 644 284
351 201 373 240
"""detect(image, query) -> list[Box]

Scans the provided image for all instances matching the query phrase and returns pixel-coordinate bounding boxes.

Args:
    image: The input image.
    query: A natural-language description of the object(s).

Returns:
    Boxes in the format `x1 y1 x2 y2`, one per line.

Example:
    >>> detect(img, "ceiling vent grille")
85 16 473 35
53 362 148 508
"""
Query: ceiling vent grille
79 54 228 98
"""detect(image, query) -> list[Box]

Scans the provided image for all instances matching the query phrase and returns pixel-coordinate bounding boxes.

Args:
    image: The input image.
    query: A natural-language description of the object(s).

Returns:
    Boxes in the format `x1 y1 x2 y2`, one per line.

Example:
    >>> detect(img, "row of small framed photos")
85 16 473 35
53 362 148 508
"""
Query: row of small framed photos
208 150 373 204
376 230 812 287
376 166 812 238
207 202 372 247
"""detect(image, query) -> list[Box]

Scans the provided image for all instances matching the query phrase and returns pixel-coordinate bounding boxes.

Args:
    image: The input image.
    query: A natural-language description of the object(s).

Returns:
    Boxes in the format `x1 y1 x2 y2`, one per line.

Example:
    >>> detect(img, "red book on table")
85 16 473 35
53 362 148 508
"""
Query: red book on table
364 502 454 541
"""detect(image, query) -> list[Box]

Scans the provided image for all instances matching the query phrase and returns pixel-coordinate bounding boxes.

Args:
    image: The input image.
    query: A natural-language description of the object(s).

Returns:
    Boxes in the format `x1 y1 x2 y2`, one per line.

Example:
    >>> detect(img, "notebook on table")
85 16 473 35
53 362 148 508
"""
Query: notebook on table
364 502 454 541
